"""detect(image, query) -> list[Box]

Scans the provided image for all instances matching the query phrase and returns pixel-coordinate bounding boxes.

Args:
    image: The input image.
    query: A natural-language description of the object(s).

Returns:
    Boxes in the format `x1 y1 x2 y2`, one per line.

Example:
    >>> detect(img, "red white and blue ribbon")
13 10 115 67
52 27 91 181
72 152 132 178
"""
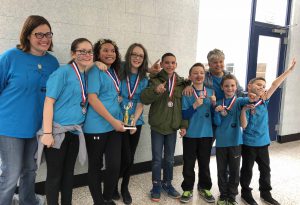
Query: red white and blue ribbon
71 61 87 105
222 96 237 111
106 68 120 93
127 75 140 100
193 86 207 99
168 73 176 100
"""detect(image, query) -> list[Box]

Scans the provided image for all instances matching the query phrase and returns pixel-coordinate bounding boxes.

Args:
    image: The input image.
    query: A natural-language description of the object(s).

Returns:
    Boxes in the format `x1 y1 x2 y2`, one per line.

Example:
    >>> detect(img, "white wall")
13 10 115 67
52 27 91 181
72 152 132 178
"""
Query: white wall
279 0 300 136
0 0 200 181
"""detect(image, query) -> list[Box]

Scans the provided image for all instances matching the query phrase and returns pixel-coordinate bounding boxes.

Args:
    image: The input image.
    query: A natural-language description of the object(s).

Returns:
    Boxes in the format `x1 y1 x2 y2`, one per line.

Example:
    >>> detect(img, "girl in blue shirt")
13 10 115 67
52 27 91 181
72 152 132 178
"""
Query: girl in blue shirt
180 63 216 203
40 38 94 205
112 43 149 204
0 15 59 205
83 39 125 205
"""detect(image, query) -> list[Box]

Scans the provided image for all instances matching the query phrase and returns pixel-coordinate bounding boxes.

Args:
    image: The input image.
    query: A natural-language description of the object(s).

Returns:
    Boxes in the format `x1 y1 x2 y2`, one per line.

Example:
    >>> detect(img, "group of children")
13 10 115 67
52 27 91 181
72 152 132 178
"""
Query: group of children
141 49 296 205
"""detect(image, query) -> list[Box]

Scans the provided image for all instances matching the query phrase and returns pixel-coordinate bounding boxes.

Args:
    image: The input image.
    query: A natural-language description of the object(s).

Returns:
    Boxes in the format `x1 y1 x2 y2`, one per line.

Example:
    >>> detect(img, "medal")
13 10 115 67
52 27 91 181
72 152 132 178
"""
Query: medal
71 62 87 115
128 101 133 107
250 99 263 115
127 74 140 104
168 101 173 108
37 64 42 70
167 73 176 108
220 110 227 116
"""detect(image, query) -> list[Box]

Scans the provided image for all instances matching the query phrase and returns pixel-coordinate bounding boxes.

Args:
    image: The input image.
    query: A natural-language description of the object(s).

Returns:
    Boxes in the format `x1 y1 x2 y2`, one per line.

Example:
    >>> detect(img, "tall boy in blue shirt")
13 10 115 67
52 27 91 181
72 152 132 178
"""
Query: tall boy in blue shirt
240 59 296 205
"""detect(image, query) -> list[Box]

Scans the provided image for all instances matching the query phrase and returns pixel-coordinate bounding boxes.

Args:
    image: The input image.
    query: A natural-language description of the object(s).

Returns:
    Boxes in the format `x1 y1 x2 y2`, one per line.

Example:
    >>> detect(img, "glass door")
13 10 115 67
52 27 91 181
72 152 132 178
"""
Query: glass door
247 0 292 141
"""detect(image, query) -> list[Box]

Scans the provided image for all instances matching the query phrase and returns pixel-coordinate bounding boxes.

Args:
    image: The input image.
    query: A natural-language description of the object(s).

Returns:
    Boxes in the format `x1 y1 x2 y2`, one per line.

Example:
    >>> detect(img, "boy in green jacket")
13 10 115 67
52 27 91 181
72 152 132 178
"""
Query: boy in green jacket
141 53 189 202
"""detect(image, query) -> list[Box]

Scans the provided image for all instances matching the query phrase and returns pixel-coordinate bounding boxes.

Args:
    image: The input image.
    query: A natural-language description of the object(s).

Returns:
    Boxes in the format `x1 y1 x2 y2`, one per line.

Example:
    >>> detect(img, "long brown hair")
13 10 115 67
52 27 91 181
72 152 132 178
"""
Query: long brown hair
17 15 53 52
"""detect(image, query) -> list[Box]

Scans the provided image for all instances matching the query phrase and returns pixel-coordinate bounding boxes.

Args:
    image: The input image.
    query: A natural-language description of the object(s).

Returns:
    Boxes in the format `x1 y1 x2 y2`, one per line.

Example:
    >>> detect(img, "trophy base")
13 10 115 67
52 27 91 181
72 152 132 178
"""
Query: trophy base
123 125 137 130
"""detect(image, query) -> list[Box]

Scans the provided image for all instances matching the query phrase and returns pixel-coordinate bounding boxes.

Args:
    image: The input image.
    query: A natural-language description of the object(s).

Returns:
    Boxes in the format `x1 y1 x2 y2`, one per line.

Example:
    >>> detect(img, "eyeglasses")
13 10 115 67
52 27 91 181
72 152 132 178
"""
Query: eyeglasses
131 53 144 59
75 50 94 55
32 32 53 39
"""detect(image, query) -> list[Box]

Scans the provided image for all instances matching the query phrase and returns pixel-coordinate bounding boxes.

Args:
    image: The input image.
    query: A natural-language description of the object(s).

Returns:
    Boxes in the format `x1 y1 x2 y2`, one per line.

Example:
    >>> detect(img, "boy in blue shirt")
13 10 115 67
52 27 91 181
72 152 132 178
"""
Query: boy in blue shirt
179 63 216 204
213 74 252 205
240 59 296 205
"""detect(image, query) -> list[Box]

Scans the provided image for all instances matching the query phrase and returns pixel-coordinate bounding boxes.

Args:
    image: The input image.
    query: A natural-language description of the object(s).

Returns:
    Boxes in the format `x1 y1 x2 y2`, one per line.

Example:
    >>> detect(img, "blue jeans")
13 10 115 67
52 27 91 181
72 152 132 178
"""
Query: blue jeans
0 136 38 205
151 129 177 184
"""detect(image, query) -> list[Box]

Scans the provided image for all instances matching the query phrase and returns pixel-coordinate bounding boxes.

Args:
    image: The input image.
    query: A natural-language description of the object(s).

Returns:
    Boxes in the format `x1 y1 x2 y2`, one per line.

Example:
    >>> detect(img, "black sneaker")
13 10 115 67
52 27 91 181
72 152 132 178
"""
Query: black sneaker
261 192 280 205
198 189 215 203
121 188 132 205
104 200 116 205
180 191 193 203
112 188 120 200
241 193 258 205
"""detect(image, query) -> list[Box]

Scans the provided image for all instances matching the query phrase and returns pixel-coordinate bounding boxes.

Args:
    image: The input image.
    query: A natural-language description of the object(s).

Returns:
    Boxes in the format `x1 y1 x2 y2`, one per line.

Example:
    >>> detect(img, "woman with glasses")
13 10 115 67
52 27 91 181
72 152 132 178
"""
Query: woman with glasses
112 43 149 205
83 39 126 205
0 15 59 205
37 38 94 205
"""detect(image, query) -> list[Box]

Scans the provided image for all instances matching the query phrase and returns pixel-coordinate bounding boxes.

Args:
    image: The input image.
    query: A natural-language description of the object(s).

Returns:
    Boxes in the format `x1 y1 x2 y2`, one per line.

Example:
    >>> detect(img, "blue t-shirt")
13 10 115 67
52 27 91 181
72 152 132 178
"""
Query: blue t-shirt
120 74 148 126
243 99 270 146
46 64 86 126
212 75 224 100
214 97 249 147
0 48 59 138
182 87 214 138
83 66 122 133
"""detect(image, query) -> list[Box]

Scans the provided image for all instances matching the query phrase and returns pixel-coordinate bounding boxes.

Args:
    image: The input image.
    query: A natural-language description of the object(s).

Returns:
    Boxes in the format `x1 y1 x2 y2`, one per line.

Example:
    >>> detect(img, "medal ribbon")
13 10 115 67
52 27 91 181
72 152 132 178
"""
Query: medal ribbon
71 61 87 105
222 96 237 111
126 74 140 100
193 86 207 99
106 68 120 93
254 99 263 107
168 73 176 100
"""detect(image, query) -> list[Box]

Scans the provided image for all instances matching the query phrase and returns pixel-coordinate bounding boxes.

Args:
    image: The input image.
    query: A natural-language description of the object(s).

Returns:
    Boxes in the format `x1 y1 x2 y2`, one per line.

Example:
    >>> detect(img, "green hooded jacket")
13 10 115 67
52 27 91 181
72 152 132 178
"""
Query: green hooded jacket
140 69 189 135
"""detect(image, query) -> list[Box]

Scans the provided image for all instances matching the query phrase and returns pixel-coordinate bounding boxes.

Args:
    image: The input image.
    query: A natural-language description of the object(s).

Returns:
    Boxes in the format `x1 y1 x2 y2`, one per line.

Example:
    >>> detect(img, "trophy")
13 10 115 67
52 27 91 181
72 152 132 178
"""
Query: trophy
123 102 137 130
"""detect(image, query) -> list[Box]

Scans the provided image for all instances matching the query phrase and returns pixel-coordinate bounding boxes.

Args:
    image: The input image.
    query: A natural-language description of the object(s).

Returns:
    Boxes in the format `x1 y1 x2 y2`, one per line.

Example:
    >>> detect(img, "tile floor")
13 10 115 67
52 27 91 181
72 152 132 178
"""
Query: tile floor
72 140 300 205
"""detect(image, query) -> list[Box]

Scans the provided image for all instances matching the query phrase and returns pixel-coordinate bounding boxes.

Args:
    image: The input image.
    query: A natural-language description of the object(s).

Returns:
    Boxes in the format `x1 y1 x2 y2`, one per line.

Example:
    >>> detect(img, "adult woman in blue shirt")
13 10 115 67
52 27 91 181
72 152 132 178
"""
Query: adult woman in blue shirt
0 15 59 205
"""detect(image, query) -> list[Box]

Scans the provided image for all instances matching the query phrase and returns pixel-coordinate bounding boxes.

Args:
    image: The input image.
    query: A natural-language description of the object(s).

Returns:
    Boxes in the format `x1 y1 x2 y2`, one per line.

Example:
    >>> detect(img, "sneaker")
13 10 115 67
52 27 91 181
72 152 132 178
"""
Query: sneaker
199 189 215 203
241 193 258 205
217 198 227 205
162 183 181 199
261 192 280 205
227 198 238 205
150 184 161 202
104 200 116 205
112 187 120 200
180 191 193 203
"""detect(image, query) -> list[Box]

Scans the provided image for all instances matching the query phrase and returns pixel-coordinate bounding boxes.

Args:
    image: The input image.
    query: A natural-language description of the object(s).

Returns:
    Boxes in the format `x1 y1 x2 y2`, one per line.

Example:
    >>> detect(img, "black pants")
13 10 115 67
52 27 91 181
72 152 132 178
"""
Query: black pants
44 132 79 205
85 131 122 205
181 137 213 191
216 146 241 201
240 145 272 195
118 125 142 189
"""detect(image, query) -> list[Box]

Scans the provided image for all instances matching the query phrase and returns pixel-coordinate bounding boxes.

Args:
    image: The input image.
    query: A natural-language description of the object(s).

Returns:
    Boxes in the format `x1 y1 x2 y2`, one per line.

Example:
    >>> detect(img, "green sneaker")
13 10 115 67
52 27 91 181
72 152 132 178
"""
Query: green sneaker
180 191 193 203
217 198 227 205
199 189 215 203
227 200 238 205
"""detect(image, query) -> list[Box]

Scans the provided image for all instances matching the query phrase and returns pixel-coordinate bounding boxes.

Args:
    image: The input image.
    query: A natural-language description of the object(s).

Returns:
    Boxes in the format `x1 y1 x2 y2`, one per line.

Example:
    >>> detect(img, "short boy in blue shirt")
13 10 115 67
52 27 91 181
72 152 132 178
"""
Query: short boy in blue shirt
240 59 296 205
180 63 216 204
213 74 251 205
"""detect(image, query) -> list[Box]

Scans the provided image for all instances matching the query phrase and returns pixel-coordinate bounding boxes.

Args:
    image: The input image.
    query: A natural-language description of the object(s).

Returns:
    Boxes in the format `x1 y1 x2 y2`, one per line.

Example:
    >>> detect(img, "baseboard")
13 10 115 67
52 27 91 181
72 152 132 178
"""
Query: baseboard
278 133 300 143
35 155 184 194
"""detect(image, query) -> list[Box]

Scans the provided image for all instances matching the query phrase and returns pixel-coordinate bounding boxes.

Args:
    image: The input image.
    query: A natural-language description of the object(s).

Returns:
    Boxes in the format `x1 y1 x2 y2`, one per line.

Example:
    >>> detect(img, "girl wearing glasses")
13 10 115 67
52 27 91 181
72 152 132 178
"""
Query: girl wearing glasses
37 38 94 205
112 43 149 204
83 39 125 205
0 15 59 205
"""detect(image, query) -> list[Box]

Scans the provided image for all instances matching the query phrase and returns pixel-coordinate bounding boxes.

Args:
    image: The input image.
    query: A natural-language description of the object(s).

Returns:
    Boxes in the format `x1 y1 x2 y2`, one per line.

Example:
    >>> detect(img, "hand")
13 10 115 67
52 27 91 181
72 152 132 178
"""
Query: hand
179 128 186 137
210 94 216 106
112 119 126 132
260 91 268 101
130 128 137 135
288 58 296 71
95 61 108 71
40 134 54 148
215 105 224 112
182 86 193 96
193 98 203 109
149 59 161 74
243 104 255 111
155 82 166 94
248 92 257 101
